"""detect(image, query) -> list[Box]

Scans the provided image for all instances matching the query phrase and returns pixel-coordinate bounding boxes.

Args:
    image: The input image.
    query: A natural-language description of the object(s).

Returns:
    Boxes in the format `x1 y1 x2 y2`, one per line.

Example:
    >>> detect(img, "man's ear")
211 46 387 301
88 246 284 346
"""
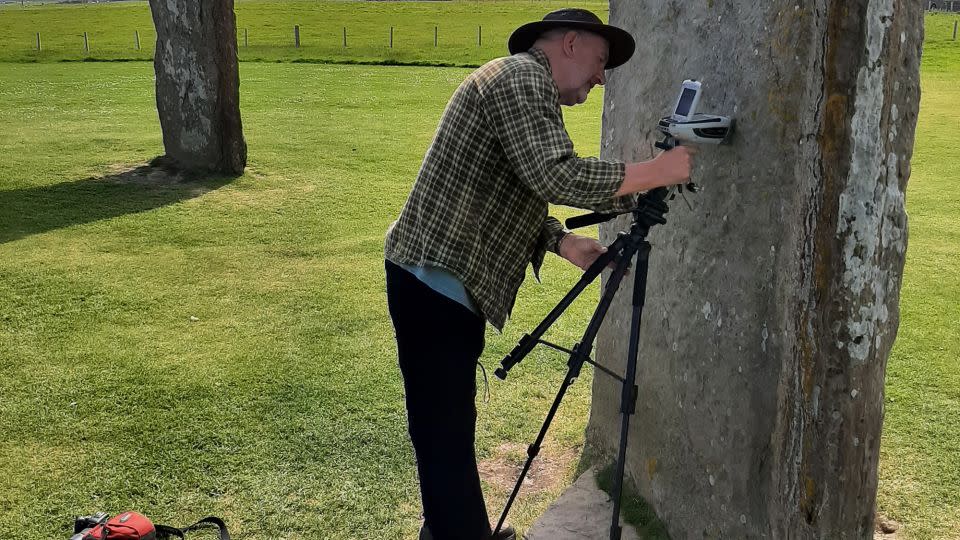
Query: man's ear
561 30 580 59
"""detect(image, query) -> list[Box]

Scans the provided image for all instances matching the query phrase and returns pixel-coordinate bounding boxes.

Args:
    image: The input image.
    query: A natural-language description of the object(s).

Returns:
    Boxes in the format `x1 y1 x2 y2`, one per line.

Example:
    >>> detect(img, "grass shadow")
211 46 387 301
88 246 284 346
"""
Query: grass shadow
0 162 238 244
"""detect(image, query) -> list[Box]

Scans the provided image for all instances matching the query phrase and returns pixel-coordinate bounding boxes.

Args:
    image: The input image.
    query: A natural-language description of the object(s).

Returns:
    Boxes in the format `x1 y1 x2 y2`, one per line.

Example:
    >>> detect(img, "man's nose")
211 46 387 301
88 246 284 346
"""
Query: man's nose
596 70 607 86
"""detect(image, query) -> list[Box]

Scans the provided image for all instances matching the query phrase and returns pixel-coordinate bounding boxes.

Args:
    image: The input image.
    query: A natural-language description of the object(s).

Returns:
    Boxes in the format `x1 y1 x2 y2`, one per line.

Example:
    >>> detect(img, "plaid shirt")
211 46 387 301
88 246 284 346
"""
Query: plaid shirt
385 48 634 330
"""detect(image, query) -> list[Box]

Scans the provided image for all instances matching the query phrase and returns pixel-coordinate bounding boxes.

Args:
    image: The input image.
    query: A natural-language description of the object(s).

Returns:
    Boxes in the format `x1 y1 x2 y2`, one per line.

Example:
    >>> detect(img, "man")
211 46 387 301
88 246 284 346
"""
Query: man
385 8 695 540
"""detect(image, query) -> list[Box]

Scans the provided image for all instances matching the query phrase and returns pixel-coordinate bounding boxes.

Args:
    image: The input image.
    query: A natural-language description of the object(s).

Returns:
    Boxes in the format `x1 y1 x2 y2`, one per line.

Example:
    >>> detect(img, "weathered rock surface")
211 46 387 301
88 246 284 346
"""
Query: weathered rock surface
587 1 922 537
149 0 246 174
526 468 640 540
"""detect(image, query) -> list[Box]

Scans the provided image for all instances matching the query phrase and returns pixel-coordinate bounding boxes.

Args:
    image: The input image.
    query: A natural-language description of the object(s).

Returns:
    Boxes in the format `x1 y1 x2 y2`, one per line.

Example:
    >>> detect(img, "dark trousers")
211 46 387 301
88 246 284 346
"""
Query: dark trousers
385 260 492 540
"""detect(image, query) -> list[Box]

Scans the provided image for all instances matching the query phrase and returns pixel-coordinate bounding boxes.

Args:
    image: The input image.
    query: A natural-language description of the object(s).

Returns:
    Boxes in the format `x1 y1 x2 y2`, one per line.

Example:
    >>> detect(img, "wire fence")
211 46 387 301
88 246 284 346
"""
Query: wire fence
23 24 494 50
7 23 524 66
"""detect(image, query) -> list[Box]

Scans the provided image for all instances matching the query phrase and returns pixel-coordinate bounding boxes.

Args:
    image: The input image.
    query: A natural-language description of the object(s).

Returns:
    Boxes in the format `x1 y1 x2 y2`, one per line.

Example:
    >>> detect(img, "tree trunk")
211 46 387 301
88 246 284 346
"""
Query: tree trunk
149 0 246 175
587 0 922 537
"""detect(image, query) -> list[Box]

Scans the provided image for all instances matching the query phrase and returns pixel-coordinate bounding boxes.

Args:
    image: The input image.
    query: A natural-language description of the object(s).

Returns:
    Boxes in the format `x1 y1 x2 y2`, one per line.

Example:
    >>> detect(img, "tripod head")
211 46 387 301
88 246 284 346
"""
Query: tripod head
564 186 670 230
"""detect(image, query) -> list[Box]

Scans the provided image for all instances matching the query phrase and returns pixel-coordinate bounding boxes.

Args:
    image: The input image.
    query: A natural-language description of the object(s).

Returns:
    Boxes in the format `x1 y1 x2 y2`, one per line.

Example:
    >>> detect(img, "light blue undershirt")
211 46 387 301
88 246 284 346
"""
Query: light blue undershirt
396 262 480 316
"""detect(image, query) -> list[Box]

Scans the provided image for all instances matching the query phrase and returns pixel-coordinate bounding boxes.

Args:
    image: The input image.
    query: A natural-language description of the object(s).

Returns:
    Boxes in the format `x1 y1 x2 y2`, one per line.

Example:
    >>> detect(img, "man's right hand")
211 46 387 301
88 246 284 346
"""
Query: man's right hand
653 145 697 185
615 146 698 197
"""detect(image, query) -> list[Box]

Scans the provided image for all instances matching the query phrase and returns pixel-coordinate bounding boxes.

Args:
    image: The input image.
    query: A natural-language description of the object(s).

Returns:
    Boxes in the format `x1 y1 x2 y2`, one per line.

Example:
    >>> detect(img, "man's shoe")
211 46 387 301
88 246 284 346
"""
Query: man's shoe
490 524 516 540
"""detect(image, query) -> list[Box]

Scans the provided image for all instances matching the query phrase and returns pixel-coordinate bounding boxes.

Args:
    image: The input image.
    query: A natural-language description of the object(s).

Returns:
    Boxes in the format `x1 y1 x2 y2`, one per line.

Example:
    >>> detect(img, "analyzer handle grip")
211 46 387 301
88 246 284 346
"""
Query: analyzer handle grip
655 136 678 151
565 212 618 229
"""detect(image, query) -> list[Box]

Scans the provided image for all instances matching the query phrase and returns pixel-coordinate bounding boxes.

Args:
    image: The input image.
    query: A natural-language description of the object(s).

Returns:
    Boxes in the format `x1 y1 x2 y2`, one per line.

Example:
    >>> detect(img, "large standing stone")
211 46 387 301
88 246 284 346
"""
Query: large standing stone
149 0 246 174
587 1 922 537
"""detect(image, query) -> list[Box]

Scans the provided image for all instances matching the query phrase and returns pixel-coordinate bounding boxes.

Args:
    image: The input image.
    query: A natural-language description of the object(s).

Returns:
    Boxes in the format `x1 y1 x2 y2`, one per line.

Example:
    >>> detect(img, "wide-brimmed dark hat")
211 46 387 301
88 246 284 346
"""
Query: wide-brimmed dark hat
508 8 636 69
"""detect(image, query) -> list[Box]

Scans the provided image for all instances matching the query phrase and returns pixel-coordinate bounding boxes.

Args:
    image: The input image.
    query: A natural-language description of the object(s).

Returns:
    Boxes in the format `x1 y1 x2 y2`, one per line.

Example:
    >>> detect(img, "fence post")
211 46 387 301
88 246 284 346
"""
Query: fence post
294 25 300 48
135 30 140 50
434 25 438 47
390 26 393 48
478 25 482 46
36 32 41 51
954 20 958 40
343 27 347 48
83 31 89 52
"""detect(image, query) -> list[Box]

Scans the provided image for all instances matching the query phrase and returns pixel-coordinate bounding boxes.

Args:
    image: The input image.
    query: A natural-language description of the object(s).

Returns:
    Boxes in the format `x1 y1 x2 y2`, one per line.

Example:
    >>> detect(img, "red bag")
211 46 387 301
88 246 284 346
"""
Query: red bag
73 512 229 540
79 512 156 540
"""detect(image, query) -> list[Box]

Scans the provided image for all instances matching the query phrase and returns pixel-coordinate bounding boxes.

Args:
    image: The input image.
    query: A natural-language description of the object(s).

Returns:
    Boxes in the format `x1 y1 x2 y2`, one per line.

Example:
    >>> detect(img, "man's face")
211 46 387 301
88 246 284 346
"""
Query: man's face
556 31 609 106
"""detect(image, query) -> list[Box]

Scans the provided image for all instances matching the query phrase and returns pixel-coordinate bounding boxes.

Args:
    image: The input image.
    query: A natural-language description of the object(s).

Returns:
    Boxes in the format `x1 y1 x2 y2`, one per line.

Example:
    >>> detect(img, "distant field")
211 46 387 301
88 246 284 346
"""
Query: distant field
0 0 608 65
1 3 954 67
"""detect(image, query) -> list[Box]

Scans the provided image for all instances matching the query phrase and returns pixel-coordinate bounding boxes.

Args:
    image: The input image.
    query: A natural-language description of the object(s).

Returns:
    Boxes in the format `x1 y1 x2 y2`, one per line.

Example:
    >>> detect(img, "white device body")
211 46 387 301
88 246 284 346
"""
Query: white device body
658 114 733 144
658 79 733 145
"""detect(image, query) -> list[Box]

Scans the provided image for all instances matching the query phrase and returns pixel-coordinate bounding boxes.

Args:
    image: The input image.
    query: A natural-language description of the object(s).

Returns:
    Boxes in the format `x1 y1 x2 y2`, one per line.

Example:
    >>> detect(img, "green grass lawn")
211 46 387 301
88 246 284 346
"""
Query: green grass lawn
0 5 958 540
0 59 612 538
875 15 960 537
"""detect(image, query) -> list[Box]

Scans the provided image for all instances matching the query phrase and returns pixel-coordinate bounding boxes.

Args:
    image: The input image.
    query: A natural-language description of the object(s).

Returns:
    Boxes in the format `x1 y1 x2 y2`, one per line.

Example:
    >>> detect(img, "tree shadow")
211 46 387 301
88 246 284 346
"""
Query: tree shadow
0 162 238 244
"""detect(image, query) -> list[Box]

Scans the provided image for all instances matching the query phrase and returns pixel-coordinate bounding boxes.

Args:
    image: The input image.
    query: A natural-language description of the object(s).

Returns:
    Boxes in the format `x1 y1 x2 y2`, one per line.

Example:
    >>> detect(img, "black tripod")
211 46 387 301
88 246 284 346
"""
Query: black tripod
492 186 671 540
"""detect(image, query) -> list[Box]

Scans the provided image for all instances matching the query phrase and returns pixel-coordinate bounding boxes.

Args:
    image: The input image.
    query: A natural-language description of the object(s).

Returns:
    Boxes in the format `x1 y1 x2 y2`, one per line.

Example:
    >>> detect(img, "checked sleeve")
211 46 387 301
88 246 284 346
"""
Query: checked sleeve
540 216 569 254
530 215 569 282
480 66 631 213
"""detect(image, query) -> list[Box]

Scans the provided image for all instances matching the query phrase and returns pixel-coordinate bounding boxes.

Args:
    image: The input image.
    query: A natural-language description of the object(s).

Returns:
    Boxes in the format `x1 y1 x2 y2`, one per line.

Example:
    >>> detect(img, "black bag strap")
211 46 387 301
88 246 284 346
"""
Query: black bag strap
155 517 230 540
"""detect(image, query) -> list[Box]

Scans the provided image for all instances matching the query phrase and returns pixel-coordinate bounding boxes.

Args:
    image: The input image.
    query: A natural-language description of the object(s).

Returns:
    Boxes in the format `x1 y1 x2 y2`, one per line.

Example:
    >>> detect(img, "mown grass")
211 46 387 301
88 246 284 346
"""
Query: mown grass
0 59 612 538
875 14 960 537
0 5 957 540
0 0 607 65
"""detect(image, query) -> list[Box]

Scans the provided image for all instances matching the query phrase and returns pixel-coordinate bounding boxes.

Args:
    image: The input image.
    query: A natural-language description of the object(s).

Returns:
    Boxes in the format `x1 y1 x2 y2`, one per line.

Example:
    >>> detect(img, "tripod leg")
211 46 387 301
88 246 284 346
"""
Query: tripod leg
494 240 640 535
492 345 582 535
496 233 631 379
609 240 652 540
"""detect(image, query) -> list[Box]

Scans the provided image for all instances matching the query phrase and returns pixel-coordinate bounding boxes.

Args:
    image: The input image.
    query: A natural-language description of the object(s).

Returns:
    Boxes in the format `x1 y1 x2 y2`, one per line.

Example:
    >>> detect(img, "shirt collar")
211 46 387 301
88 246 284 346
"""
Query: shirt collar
526 47 562 106
527 47 553 75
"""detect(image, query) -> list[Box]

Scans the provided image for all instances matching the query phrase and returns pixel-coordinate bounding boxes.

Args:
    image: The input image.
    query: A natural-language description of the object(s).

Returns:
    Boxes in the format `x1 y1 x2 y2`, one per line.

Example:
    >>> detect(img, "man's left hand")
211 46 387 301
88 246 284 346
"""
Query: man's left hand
558 233 607 271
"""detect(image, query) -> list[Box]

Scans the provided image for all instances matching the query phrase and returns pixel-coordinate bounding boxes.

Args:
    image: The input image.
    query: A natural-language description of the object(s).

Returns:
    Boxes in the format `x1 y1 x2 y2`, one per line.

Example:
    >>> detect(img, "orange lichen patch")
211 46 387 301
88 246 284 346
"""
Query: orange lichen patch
800 474 817 522
820 93 850 163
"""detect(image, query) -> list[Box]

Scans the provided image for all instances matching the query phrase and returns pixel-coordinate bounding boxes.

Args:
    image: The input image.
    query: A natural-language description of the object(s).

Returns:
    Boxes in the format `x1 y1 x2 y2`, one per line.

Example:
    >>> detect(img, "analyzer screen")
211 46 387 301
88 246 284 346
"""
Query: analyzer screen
675 88 697 117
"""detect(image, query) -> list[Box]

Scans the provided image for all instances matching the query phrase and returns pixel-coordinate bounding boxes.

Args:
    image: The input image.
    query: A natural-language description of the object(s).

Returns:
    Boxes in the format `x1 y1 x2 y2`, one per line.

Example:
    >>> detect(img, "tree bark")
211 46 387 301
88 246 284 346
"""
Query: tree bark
587 0 922 537
149 0 246 175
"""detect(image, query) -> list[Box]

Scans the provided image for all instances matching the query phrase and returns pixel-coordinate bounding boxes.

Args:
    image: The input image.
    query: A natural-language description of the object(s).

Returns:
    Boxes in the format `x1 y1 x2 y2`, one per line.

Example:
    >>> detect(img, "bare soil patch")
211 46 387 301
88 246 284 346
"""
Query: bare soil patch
479 442 580 495
874 513 902 539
